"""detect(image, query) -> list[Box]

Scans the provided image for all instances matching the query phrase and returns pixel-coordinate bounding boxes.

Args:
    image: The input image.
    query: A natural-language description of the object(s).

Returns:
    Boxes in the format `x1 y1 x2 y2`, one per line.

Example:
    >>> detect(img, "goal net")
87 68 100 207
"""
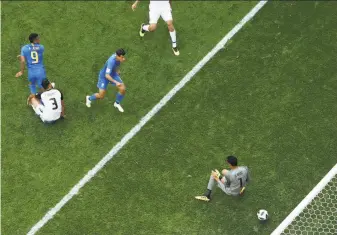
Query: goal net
271 164 337 235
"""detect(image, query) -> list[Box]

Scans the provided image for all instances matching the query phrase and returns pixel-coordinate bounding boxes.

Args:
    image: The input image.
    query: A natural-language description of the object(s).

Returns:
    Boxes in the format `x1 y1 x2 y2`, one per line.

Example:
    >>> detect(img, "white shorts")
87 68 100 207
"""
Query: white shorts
35 104 60 123
149 6 173 24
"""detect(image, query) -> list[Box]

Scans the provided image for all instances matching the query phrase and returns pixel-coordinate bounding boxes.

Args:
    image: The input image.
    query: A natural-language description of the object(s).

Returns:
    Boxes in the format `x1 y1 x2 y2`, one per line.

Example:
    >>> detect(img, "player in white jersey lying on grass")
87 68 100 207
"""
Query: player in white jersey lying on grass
27 79 65 124
132 0 179 56
195 156 250 202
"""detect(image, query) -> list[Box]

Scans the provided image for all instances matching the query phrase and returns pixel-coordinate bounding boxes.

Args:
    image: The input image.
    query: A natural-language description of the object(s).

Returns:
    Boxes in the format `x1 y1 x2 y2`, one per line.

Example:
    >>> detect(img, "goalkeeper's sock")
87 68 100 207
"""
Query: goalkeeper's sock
89 94 97 101
142 24 150 32
205 189 212 198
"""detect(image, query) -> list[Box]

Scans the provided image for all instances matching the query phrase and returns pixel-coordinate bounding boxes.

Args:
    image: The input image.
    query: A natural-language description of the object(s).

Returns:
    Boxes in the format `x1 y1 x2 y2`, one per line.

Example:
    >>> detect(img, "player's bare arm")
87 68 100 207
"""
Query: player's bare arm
132 0 139 11
16 55 25 77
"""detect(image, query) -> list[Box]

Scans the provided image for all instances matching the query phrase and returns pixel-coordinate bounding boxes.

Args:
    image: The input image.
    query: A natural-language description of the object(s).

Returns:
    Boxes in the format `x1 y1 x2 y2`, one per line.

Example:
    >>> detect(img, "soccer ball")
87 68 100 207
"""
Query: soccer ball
257 209 269 221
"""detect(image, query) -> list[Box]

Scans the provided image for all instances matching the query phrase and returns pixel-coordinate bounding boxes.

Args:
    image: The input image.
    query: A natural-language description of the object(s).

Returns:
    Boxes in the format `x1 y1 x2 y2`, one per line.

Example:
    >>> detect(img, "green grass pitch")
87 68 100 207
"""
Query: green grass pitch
2 1 337 235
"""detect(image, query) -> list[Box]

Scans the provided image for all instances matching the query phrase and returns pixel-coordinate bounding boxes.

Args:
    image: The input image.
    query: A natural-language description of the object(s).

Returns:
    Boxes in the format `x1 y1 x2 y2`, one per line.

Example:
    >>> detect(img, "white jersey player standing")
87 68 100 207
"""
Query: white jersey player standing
132 0 180 56
27 79 65 124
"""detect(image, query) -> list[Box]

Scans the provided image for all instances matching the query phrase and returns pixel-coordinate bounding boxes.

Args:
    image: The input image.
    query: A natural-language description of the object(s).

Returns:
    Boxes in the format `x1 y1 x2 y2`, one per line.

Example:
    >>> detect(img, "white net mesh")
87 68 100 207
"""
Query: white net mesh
281 175 337 235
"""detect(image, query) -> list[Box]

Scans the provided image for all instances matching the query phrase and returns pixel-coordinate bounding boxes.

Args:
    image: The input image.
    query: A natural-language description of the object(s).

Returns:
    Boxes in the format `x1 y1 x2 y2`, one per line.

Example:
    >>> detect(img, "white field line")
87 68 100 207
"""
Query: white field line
271 163 337 235
27 1 268 234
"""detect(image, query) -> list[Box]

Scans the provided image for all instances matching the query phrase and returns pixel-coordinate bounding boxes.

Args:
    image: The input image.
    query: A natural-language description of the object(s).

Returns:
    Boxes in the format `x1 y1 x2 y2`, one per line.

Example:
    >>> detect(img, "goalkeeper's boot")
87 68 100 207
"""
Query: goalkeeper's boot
139 23 146 37
214 169 221 178
195 195 210 202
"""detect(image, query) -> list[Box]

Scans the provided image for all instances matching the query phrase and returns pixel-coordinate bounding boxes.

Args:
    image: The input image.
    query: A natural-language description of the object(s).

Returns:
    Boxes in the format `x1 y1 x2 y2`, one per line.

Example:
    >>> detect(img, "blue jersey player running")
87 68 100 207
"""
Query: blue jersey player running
16 33 53 94
86 49 126 112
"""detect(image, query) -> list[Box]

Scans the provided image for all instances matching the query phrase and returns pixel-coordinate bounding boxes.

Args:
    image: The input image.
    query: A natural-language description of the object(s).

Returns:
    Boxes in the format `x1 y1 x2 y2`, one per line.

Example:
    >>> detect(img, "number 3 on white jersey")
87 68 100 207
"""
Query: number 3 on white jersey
31 51 39 64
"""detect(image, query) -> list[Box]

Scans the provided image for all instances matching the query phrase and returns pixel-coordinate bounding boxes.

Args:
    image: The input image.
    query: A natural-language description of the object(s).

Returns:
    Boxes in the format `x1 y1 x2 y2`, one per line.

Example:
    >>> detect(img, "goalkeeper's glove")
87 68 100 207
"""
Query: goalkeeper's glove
214 169 222 179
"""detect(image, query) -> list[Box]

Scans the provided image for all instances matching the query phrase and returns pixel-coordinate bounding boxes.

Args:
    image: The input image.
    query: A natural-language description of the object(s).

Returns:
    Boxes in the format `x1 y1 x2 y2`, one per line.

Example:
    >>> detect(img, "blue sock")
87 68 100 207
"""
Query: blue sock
89 94 97 101
29 84 37 94
116 93 124 104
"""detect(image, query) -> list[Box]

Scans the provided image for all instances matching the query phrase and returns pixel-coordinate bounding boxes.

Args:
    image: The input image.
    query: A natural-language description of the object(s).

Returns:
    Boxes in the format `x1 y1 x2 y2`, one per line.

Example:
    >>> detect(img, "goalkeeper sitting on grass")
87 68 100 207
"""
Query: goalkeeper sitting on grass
195 156 250 202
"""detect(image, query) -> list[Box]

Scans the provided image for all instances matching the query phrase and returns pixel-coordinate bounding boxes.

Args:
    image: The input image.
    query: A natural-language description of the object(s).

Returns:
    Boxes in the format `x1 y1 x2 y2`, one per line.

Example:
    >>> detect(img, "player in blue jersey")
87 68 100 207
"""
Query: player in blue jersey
16 33 53 94
86 49 126 112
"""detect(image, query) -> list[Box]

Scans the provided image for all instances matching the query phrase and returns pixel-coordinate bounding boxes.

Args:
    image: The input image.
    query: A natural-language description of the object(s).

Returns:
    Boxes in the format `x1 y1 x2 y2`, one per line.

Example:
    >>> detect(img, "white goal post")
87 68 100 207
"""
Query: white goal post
271 163 337 235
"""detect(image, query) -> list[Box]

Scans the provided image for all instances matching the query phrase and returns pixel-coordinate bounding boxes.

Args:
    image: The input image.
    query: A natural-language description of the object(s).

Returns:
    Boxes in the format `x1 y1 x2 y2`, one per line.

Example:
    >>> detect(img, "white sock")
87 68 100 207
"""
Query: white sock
169 30 177 47
142 25 150 31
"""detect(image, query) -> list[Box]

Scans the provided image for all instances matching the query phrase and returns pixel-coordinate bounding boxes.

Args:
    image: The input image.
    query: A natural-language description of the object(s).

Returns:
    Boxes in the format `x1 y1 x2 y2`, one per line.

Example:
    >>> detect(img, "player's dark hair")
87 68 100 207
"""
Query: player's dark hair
116 48 126 56
227 155 238 166
29 33 39 43
41 79 51 90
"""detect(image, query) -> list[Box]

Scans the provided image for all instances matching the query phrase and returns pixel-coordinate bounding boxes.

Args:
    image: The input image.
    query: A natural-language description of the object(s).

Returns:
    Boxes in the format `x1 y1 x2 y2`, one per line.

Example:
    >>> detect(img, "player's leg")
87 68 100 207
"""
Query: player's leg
28 94 43 116
86 89 106 108
140 8 160 37
162 9 179 56
28 82 37 94
195 174 218 202
113 84 126 113
28 73 37 94
216 178 233 196
86 76 108 108
111 74 125 113
167 20 179 56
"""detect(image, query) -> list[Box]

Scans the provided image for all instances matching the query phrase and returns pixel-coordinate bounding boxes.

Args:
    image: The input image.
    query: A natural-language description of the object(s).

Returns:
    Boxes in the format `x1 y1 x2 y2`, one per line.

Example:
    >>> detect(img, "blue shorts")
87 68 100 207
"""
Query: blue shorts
28 68 46 88
97 72 123 90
